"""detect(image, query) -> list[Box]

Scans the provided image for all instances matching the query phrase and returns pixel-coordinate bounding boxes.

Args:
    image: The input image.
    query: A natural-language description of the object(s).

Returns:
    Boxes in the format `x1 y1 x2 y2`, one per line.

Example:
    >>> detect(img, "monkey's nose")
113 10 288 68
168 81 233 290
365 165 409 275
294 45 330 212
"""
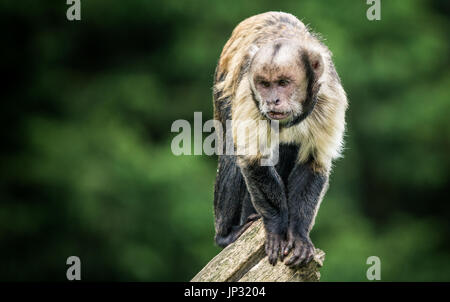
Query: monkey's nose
268 99 280 105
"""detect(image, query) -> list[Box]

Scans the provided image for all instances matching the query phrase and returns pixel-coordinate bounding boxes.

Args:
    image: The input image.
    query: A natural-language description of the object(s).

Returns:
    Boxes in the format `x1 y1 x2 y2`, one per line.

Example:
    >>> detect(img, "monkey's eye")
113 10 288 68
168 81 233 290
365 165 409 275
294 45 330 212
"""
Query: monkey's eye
259 81 270 88
278 79 289 87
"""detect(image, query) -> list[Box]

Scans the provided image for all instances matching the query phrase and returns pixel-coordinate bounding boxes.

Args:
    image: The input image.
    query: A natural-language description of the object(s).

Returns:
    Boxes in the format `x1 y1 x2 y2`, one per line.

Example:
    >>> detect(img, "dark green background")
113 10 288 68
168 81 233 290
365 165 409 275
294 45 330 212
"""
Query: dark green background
1 0 449 281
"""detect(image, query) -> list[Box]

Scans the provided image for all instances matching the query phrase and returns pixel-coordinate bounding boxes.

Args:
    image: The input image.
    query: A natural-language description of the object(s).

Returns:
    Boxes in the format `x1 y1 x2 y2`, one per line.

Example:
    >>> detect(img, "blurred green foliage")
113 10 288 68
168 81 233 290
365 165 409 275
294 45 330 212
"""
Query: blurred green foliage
1 0 449 281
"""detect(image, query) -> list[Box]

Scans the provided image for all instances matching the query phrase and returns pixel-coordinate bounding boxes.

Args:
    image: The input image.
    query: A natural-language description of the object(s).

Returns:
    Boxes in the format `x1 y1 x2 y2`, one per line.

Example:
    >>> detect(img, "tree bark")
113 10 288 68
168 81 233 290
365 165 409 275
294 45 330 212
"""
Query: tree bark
191 220 325 282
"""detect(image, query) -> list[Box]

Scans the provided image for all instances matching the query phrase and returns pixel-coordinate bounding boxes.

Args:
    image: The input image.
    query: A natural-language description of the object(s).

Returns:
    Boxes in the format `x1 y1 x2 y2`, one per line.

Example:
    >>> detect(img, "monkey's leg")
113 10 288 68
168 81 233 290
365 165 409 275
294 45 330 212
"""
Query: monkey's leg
240 191 260 225
214 155 257 248
284 161 328 268
239 161 289 265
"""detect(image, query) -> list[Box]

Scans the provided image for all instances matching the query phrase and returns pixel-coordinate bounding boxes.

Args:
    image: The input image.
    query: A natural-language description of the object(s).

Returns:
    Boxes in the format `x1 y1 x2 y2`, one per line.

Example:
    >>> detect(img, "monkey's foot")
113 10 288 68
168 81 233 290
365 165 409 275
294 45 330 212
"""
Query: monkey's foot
265 232 288 266
215 219 258 248
246 213 261 223
284 235 315 268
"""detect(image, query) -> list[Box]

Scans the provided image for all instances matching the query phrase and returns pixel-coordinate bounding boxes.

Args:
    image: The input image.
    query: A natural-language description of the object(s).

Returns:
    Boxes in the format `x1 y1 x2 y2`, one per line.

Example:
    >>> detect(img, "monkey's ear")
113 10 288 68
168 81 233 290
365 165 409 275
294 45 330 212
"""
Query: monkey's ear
305 50 324 80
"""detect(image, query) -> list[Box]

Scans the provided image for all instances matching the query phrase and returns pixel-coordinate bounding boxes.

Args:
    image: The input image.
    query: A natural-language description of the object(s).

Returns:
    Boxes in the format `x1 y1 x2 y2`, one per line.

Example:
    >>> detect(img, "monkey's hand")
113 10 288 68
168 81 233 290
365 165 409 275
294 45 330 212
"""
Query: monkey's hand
265 231 289 266
264 219 289 266
283 231 315 268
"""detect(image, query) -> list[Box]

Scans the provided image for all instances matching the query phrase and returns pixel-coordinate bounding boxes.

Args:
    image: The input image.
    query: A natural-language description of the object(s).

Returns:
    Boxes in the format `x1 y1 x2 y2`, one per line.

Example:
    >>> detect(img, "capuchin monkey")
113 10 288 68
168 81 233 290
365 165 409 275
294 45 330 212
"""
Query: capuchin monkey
213 12 348 267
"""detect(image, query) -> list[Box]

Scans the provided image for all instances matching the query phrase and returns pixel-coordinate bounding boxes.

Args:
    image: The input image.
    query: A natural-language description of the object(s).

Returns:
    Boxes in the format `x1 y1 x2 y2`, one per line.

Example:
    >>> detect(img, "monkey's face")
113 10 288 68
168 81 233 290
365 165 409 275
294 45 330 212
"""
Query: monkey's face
249 40 322 126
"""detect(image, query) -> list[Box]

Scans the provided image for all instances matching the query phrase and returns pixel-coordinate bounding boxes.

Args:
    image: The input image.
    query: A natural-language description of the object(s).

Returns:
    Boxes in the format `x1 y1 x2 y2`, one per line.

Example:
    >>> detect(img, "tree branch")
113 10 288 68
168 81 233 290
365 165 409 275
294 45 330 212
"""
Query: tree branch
191 220 325 282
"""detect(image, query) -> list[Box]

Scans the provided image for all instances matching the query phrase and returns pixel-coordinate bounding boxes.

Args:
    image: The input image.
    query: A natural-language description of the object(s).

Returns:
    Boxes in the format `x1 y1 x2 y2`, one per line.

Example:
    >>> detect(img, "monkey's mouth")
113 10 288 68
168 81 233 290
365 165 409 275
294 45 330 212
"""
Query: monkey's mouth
267 111 291 120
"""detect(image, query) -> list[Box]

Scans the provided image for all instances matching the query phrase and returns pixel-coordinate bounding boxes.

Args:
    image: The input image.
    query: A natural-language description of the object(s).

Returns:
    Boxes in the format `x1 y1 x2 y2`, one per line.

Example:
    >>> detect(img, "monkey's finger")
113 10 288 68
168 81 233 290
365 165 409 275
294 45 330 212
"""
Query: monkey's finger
266 242 276 265
270 256 278 266
269 237 279 265
300 245 316 266
305 251 314 265
291 244 308 267
280 240 288 261
292 247 309 267
285 254 299 267
300 248 312 266
268 246 278 266
285 247 301 266
265 237 273 256
273 241 281 263
265 236 271 252
308 247 316 263
284 240 294 256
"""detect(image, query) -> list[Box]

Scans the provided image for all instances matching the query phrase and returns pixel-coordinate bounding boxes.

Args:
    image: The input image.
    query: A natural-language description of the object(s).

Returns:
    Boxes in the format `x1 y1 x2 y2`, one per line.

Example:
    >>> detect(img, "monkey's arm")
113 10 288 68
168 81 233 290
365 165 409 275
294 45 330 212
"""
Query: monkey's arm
284 160 327 268
239 159 289 265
